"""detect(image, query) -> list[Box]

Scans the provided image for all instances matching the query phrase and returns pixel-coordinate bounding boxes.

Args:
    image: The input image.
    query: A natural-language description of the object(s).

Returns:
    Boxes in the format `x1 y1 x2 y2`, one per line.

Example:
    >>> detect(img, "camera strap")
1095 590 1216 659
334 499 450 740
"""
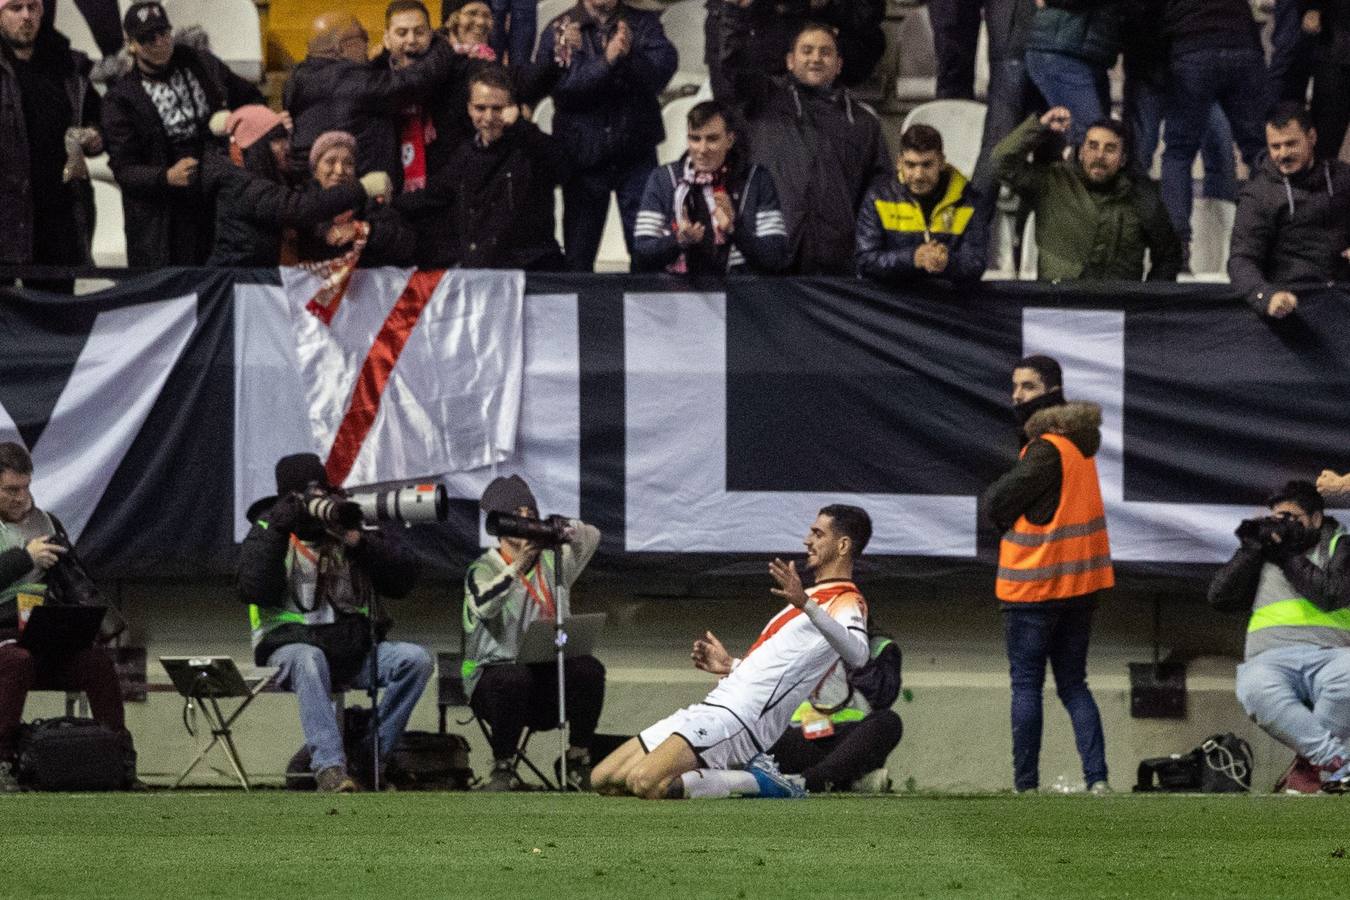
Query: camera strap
502 548 555 618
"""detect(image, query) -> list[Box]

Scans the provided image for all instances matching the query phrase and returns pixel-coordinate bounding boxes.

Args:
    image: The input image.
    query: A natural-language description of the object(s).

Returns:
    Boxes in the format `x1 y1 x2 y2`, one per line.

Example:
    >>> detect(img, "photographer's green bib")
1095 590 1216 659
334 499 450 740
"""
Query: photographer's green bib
1245 528 1350 659
0 506 56 603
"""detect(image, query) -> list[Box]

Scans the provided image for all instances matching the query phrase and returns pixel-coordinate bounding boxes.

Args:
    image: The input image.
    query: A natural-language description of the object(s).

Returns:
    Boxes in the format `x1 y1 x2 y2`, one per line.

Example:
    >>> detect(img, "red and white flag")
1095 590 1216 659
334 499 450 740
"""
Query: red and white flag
234 267 524 526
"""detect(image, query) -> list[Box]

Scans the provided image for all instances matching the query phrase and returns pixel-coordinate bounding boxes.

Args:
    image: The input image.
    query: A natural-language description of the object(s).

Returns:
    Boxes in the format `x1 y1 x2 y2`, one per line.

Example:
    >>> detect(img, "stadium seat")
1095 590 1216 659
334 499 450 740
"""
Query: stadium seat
163 0 263 83
900 99 987 181
531 96 554 134
657 95 699 165
659 0 708 79
53 0 102 59
1018 212 1038 281
92 179 128 268
1187 197 1236 281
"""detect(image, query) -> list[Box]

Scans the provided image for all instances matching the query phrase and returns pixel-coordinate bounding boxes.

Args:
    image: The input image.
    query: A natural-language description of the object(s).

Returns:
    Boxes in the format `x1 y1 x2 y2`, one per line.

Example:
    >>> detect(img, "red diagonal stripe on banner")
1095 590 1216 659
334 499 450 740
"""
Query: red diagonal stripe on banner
324 269 444 486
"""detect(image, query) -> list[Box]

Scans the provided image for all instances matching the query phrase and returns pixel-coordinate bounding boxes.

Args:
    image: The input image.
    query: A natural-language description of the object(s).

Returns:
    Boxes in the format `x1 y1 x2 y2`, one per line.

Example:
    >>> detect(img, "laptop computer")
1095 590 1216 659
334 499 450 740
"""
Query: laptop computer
17 605 106 655
516 612 607 664
160 656 278 698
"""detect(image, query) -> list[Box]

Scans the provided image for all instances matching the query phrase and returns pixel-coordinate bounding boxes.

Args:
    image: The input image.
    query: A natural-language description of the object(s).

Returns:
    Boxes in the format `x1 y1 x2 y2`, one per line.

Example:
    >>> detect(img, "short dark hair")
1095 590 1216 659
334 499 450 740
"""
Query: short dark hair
1267 101 1313 133
820 504 872 558
688 99 732 133
793 21 839 52
1268 480 1324 516
386 0 430 25
469 62 515 101
1015 355 1063 392
0 442 32 477
900 124 944 155
1083 118 1128 154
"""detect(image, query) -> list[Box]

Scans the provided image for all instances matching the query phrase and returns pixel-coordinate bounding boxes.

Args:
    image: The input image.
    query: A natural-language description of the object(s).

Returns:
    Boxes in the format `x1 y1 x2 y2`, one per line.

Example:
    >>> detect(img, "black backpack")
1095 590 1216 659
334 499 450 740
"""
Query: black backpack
17 717 137 791
848 628 903 711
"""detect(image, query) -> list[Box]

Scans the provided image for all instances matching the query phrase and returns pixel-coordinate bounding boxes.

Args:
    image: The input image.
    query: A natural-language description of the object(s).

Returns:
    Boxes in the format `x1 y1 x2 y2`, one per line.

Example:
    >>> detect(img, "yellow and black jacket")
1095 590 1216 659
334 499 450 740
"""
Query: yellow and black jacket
854 165 986 284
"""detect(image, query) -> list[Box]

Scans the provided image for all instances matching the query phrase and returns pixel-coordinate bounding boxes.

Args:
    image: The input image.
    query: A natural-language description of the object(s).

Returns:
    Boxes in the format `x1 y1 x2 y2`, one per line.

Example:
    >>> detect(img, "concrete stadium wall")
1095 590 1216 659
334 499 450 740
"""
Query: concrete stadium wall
32 576 1291 793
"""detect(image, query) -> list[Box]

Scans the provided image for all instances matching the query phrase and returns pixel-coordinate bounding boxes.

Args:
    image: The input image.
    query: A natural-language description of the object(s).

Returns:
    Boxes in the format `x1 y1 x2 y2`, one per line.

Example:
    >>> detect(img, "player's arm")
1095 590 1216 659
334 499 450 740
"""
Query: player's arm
769 559 868 667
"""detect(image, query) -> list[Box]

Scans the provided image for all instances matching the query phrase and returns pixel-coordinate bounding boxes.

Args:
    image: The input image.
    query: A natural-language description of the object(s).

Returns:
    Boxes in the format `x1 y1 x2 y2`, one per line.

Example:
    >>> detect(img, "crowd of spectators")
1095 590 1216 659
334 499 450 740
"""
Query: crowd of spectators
1 0 1348 304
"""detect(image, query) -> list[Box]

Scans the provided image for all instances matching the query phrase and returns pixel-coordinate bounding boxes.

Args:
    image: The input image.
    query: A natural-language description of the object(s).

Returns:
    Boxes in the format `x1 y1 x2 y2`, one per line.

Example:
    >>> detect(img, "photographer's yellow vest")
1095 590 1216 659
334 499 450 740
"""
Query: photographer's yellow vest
1245 529 1350 659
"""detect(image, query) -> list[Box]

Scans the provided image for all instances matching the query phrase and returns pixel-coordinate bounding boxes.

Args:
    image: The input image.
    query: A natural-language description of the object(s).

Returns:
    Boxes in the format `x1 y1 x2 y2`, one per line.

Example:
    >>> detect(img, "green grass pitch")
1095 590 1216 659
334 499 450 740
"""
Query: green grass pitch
4 792 1349 898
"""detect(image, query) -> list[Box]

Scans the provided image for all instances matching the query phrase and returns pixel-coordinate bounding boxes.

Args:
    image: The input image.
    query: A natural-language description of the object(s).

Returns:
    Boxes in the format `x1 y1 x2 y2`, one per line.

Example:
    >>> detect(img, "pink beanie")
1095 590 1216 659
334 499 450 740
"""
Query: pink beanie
226 105 286 151
308 130 358 172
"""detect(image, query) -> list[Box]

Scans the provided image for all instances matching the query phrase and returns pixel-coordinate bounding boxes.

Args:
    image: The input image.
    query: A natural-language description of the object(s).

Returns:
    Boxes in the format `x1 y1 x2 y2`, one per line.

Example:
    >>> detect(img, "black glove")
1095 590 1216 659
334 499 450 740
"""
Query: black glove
1235 517 1265 551
267 494 306 531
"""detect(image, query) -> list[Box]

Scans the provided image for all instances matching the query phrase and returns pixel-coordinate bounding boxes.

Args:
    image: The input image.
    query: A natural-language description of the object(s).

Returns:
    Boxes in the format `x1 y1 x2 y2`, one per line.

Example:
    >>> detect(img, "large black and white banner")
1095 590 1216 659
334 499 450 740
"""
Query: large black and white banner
2 271 1348 584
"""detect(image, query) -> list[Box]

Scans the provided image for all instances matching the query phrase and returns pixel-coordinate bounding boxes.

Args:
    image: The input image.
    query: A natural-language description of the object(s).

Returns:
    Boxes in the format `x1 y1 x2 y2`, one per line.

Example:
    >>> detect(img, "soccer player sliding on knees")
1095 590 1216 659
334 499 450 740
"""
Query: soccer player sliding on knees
590 506 872 799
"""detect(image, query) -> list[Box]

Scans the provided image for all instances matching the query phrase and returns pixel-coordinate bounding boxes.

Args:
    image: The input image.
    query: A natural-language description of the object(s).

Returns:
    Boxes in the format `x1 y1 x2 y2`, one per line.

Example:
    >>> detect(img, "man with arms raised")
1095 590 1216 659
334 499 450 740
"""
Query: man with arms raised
592 505 871 799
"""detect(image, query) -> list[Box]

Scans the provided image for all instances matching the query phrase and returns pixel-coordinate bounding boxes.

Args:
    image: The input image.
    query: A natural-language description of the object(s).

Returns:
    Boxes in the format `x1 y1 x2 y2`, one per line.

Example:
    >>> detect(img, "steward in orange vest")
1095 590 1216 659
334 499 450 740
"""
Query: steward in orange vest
987 401 1115 603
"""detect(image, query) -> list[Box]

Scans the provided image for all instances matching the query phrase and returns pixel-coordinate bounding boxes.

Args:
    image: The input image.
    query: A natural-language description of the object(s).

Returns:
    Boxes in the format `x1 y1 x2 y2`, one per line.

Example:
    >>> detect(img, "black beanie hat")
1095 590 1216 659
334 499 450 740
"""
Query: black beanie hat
480 474 537 515
275 453 330 495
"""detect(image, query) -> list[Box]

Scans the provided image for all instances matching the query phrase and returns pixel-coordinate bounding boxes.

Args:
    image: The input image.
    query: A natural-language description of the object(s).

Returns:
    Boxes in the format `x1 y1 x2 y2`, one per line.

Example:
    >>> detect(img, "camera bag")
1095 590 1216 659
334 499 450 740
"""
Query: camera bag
1134 732 1253 793
17 716 136 791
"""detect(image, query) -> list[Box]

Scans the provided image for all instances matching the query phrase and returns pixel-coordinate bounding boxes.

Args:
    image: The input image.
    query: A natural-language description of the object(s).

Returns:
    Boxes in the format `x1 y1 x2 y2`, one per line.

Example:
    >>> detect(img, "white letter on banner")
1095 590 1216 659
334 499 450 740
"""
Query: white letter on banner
0 295 198 541
624 292 976 555
1021 308 1347 563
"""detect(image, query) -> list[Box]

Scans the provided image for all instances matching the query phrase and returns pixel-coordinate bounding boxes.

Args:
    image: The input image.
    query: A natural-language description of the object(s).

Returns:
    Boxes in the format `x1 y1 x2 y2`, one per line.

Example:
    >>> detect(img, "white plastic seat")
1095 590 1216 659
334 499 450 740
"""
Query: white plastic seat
53 0 101 59
657 95 699 166
163 0 262 82
91 179 128 268
1018 212 1038 281
531 96 554 134
1187 197 1236 279
900 99 987 181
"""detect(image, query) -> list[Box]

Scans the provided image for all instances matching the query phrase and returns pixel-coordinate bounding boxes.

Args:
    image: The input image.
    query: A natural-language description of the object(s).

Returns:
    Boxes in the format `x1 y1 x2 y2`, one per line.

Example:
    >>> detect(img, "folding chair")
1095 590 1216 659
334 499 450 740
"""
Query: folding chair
437 651 558 790
160 657 277 791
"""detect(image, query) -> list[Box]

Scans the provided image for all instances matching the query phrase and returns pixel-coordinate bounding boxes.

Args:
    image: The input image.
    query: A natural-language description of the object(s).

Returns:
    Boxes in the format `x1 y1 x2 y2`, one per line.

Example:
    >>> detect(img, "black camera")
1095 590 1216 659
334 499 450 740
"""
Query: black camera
1236 514 1310 553
485 511 572 544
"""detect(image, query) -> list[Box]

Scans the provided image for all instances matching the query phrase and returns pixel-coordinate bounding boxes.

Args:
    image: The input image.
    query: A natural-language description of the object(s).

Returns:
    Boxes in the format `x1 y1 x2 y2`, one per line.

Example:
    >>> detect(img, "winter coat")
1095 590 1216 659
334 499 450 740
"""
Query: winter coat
0 511 116 643
395 121 568 270
534 2 677 170
0 29 99 265
294 188 417 268
1308 0 1350 59
101 43 264 267
201 150 367 267
1228 155 1350 312
1163 0 1262 52
1207 517 1350 618
992 114 1183 281
983 401 1104 534
855 166 988 285
632 155 789 275
716 4 891 275
283 38 460 189
1025 0 1124 67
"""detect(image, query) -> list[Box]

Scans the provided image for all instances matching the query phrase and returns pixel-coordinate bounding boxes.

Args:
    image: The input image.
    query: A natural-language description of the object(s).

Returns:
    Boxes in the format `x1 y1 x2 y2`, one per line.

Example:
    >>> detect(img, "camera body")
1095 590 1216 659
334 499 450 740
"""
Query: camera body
1236 514 1312 555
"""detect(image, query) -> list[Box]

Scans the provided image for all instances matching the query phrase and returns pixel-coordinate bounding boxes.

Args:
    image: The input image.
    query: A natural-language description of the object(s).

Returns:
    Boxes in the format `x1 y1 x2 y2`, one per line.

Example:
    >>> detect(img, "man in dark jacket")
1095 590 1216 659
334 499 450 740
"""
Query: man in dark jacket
1303 0 1350 161
102 2 264 268
0 442 125 793
535 0 678 272
284 11 462 190
1208 480 1350 794
982 356 1113 794
1 0 102 292
856 123 987 285
1158 0 1266 252
716 7 891 275
238 453 431 793
1228 103 1350 319
632 99 788 275
397 64 568 270
993 107 1182 281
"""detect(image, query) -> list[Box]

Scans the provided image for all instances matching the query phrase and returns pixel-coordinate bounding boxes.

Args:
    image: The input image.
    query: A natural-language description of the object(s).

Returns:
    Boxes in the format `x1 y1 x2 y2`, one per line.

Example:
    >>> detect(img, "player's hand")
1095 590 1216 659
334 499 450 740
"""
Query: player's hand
712 192 735 234
769 558 808 609
1267 290 1298 318
26 536 66 570
1040 106 1071 135
676 220 706 246
691 630 733 675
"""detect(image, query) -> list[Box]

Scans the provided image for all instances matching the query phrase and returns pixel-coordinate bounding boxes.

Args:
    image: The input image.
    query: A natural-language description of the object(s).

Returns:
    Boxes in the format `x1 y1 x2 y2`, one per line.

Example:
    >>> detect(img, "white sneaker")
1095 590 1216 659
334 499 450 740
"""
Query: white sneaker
850 768 891 794
1088 780 1112 795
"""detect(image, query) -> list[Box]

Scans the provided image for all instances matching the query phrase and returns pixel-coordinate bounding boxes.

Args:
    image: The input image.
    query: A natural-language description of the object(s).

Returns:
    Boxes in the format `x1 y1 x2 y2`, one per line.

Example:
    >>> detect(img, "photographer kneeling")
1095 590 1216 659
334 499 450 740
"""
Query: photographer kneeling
463 475 602 791
1208 480 1350 793
0 443 126 793
239 453 431 793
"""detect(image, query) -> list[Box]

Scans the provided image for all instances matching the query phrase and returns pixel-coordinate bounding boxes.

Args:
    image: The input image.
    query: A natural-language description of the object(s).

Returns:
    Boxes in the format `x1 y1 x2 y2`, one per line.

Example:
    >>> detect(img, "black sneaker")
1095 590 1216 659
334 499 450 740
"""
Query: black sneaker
0 760 19 794
565 748 592 792
481 761 519 792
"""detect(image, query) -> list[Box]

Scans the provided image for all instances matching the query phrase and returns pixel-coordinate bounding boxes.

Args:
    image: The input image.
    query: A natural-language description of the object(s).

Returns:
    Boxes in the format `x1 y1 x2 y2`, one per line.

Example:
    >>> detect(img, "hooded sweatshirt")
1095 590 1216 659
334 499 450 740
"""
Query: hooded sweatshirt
1228 154 1350 312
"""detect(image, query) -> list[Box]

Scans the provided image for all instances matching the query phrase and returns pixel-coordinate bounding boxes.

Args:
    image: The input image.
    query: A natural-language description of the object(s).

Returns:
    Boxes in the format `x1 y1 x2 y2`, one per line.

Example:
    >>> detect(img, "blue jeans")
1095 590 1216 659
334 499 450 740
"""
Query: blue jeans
1024 50 1109 147
1123 69 1236 201
1161 47 1267 246
268 640 434 773
563 152 655 272
1236 646 1350 771
1003 599 1107 791
1268 0 1314 109
489 0 537 65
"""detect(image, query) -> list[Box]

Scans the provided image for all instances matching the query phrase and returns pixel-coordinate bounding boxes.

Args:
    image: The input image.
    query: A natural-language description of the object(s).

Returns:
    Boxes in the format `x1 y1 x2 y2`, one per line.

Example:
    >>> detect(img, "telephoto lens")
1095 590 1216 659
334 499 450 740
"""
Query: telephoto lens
348 483 449 525
304 494 364 530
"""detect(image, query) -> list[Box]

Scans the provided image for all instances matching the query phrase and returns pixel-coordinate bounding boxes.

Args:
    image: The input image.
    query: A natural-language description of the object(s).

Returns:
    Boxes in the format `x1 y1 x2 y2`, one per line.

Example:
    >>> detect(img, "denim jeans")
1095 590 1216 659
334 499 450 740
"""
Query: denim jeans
563 152 655 272
1123 68 1236 201
1003 598 1107 791
1161 47 1267 246
929 0 985 100
489 0 538 65
269 640 434 773
1268 0 1315 109
1235 646 1350 771
1024 50 1109 146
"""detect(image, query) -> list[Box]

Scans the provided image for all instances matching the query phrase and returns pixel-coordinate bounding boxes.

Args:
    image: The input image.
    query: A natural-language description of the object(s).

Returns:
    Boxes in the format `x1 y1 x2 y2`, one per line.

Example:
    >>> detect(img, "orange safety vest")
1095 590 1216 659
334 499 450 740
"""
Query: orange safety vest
996 433 1114 602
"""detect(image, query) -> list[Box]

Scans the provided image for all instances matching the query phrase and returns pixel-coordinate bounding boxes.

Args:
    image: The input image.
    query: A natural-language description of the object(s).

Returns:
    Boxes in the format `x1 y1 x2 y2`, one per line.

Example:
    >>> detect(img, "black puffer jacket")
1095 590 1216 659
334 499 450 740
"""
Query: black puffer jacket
201 150 367 266
101 43 264 267
983 401 1104 533
1228 155 1350 312
295 188 417 268
283 38 460 189
0 511 121 643
396 121 569 270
